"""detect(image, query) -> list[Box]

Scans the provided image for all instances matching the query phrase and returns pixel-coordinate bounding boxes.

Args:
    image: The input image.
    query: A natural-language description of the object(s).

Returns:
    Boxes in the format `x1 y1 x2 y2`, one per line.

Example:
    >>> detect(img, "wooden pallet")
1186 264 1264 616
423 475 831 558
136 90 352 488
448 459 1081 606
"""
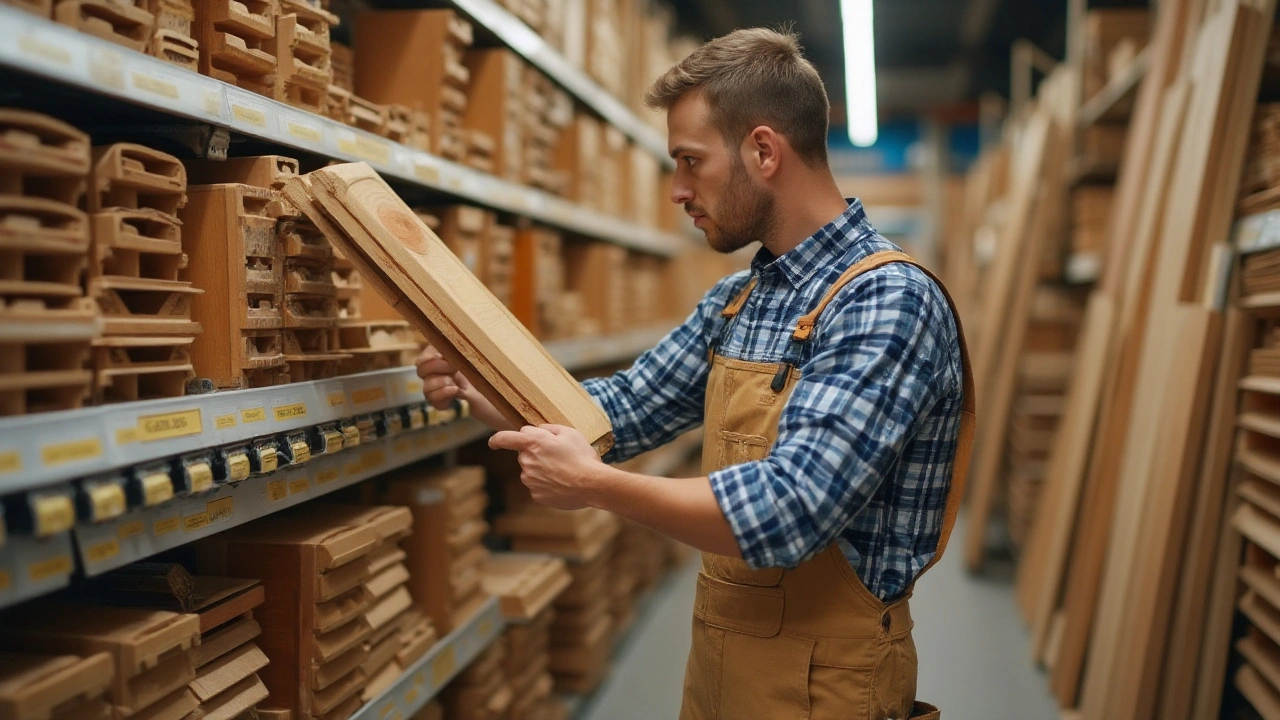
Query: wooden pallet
0 196 90 301
0 111 90 208
89 208 185 283
284 258 337 297
1 0 54 16
90 275 202 335
53 0 153 52
271 12 332 113
144 0 192 35
186 156 299 190
89 144 186 215
277 214 333 261
92 335 194 403
482 554 571 622
194 0 276 97
0 316 95 416
348 95 388 136
148 29 199 71
384 105 430 151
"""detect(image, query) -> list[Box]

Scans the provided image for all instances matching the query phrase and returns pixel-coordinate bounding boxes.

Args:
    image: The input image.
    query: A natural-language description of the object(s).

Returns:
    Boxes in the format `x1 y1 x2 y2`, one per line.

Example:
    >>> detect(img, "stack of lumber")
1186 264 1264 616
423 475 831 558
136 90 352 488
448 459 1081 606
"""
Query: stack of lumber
384 466 492 635
269 0 339 114
276 201 349 383
354 9 474 162
0 603 202 720
1083 9 1152 105
182 155 299 389
1072 186 1115 256
440 641 511 720
192 0 276 97
197 505 397 720
950 1 1280 718
144 0 198 71
87 143 199 404
1239 104 1280 216
0 110 96 416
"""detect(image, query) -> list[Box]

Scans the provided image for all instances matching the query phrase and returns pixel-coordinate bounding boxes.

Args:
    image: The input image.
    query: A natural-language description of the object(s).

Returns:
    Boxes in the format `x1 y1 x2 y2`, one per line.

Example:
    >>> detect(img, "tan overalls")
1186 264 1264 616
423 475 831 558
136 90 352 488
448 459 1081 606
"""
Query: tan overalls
680 251 975 720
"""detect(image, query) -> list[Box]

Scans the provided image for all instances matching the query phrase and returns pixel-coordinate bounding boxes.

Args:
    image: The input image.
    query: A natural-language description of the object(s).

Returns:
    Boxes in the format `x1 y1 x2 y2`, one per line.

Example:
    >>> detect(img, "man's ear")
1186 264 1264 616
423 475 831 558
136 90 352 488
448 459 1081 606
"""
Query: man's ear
745 126 781 179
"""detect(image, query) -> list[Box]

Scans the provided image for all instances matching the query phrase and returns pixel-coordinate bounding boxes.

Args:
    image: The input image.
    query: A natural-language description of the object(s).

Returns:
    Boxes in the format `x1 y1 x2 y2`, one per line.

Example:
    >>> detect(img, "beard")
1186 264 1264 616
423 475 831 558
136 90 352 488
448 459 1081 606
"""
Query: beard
692 157 777 254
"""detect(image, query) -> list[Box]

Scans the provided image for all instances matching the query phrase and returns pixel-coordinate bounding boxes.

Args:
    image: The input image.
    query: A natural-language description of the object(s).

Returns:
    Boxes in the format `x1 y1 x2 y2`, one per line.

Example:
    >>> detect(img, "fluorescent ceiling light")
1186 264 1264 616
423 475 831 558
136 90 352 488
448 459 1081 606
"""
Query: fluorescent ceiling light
841 0 878 147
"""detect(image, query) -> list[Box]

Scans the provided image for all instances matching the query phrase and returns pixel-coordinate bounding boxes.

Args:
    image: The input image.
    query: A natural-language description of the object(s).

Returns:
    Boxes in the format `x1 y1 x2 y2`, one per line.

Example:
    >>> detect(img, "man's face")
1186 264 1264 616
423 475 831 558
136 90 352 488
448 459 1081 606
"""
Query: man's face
667 94 777 254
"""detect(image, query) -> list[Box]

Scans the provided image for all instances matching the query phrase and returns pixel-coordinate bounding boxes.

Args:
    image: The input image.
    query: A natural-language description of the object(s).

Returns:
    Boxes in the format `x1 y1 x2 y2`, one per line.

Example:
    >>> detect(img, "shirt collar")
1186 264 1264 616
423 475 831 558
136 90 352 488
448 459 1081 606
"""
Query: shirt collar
750 199 874 288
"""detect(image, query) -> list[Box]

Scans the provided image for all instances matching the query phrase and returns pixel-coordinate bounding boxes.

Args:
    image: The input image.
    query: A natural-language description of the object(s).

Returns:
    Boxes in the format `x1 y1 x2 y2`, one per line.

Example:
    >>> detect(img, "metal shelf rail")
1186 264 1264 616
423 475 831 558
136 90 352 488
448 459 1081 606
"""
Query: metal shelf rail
0 5 688 256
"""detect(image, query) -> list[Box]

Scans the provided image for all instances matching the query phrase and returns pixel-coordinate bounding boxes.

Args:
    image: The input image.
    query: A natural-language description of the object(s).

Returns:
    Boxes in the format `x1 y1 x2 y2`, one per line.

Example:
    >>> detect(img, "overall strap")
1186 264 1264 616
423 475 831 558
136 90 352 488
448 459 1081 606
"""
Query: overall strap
789 250 976 571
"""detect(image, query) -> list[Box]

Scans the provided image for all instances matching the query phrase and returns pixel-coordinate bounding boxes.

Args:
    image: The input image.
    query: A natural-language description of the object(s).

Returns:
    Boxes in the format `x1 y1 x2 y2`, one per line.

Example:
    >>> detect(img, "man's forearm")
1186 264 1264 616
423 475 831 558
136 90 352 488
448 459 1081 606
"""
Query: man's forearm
584 465 742 559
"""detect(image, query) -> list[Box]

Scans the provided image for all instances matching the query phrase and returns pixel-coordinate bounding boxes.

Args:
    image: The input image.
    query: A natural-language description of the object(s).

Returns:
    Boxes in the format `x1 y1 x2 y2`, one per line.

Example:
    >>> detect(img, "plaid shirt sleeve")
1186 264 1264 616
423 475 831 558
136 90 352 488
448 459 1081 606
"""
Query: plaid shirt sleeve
581 272 749 464
709 266 960 570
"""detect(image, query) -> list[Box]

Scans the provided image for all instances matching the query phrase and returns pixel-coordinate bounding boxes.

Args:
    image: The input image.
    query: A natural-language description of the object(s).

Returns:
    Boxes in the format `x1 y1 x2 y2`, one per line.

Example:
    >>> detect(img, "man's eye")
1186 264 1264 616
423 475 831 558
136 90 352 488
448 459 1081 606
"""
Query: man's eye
683 156 697 168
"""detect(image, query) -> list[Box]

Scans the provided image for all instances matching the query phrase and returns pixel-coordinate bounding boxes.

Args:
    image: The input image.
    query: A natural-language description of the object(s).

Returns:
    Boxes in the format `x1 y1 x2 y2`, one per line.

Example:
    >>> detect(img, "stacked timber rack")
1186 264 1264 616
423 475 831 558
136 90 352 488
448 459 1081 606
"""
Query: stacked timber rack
950 0 1280 717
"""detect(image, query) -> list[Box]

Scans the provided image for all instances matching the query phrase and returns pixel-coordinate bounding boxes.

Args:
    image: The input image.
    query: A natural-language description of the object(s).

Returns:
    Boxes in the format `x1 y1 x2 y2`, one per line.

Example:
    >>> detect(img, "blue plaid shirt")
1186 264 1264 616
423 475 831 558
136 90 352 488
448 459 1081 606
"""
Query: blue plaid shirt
582 200 964 601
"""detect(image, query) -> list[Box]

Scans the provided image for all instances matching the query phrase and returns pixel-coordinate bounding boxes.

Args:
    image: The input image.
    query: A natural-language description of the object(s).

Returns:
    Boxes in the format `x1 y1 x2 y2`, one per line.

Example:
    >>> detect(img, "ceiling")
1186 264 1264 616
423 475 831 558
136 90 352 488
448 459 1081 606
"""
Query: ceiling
666 0 1149 120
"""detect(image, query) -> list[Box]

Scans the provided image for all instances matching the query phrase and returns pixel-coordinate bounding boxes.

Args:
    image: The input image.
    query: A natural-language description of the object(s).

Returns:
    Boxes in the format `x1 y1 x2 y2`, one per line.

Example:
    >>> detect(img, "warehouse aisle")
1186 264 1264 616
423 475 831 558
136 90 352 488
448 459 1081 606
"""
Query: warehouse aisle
578 512 1058 719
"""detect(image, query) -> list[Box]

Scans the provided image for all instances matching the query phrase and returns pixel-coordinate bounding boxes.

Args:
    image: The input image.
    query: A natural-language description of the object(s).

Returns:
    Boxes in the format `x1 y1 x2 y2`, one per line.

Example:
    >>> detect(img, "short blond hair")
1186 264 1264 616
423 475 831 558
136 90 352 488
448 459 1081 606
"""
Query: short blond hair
644 28 831 166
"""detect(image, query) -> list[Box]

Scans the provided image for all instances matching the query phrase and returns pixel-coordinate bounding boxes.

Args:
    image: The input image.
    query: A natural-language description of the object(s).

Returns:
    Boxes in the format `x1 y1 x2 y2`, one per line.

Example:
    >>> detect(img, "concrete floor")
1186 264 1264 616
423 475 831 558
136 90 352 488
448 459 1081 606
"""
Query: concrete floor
578 512 1059 719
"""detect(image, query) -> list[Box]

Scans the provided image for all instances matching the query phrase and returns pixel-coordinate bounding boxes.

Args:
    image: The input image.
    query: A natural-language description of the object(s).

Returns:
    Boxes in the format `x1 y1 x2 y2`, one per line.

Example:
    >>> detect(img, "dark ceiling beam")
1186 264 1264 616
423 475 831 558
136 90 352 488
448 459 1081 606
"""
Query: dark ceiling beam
956 0 1004 99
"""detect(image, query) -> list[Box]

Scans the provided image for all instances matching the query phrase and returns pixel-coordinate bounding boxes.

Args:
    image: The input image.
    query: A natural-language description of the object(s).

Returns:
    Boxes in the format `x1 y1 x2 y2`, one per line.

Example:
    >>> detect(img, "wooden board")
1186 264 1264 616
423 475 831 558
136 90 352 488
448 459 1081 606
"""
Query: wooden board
1156 307 1252 720
963 108 1057 571
282 165 613 453
481 553 573 621
1016 295 1112 653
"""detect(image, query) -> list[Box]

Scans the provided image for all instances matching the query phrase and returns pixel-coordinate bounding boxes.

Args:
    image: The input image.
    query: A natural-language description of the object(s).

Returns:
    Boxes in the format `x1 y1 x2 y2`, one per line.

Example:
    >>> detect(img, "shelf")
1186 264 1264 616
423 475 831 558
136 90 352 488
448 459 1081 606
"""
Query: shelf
0 326 673 497
71 419 489 577
445 0 670 166
1236 209 1280 255
0 6 688 257
1078 47 1150 128
1065 253 1101 284
354 595 504 720
0 534 77 611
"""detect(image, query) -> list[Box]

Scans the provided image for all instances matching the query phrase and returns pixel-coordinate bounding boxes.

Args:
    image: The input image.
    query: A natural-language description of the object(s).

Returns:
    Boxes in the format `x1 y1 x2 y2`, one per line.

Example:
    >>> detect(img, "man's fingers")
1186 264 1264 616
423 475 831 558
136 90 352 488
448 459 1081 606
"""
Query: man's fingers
416 358 456 379
539 424 573 436
490 431 535 452
521 425 555 440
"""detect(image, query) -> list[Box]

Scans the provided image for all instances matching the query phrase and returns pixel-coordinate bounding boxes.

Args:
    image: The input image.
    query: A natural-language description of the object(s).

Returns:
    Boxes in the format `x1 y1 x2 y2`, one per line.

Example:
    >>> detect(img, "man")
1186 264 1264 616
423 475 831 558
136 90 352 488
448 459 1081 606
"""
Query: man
416 27 973 720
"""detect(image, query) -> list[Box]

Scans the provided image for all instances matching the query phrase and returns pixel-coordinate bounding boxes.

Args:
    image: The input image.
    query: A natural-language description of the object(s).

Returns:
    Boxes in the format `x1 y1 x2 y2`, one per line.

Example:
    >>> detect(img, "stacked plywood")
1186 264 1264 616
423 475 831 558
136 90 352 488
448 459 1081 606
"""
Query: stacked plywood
87 143 199 404
524 72 572 196
555 114 603 211
440 642 511 720
143 0 199 71
0 110 96 416
513 227 577 340
0 604 202 720
384 466 492 635
564 241 626 336
276 202 349 382
193 0 277 97
354 10 474 161
463 49 527 183
546 548 614 694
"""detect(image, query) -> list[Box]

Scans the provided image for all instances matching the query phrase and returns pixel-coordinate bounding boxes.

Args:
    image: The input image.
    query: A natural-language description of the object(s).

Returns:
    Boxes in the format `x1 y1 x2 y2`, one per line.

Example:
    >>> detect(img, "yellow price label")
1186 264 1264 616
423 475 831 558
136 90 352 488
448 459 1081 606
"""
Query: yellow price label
207 497 234 523
133 72 179 98
19 36 71 65
41 438 103 467
227 453 251 482
478 618 494 637
405 687 419 704
328 392 346 407
115 427 139 445
431 645 457 686
361 449 386 471
137 409 202 442
393 438 411 455
242 407 267 424
414 163 440 184
215 414 237 429
338 136 391 164
406 380 423 395
273 402 308 421
202 90 221 116
287 121 323 143
351 386 387 406
289 479 310 496
380 704 396 719
344 460 364 478
183 511 211 533
232 104 267 127
414 671 426 687
86 539 120 563
29 555 72 582
118 521 145 540
153 517 181 536
0 569 10 593
266 480 288 502
88 485 126 521
0 451 19 475
316 469 340 486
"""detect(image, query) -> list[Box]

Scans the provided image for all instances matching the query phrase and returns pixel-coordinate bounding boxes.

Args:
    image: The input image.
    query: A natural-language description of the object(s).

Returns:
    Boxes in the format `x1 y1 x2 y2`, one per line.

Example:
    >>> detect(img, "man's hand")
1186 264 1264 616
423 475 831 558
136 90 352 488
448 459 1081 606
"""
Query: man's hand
414 346 513 431
489 424 604 511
